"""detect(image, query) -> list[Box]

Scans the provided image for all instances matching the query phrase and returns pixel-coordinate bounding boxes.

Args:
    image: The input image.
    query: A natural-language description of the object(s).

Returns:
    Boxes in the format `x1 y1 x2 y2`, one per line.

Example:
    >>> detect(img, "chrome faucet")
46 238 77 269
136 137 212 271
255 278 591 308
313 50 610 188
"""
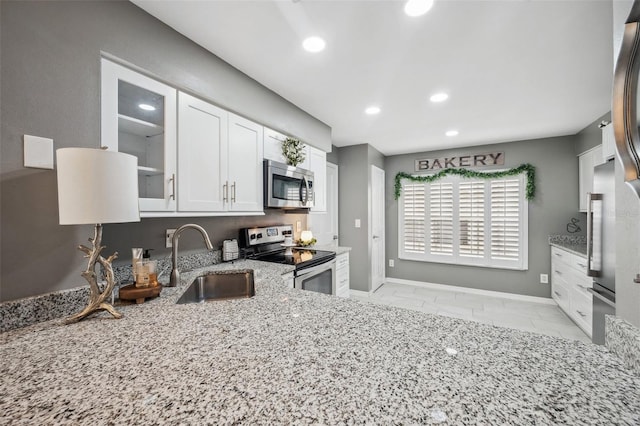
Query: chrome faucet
168 224 214 287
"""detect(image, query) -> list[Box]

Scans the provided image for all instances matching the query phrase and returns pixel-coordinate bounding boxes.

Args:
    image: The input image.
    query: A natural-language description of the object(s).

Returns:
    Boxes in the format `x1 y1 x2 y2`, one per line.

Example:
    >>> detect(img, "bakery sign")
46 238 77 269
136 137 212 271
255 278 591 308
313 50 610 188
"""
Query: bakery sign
414 152 505 172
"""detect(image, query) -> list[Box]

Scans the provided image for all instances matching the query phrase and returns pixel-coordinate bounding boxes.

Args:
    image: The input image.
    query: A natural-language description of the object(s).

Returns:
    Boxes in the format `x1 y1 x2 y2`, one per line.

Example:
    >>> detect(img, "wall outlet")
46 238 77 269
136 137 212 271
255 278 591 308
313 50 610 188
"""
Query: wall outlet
166 229 176 248
355 219 361 228
540 273 549 284
389 259 395 267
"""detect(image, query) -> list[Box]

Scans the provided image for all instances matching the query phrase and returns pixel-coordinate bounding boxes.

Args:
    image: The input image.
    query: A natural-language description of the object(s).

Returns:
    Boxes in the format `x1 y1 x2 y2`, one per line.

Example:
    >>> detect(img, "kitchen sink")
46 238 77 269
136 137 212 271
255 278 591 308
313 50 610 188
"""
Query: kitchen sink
176 269 255 304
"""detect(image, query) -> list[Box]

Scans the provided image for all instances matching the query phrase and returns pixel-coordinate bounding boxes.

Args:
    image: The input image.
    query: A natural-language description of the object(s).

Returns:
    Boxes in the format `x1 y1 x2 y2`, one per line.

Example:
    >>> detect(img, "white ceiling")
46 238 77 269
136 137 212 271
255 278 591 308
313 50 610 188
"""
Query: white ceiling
132 0 613 156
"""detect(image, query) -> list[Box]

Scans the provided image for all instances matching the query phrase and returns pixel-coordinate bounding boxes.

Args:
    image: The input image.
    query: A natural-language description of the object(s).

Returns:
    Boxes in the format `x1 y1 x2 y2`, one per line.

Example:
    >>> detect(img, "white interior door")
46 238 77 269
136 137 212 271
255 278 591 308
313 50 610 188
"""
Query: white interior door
309 162 338 246
371 165 385 292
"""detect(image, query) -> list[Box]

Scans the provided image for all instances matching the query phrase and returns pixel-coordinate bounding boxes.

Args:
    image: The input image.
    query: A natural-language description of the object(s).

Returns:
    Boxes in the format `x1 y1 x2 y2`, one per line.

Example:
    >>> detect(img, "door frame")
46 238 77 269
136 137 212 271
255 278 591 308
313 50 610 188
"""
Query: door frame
370 165 385 292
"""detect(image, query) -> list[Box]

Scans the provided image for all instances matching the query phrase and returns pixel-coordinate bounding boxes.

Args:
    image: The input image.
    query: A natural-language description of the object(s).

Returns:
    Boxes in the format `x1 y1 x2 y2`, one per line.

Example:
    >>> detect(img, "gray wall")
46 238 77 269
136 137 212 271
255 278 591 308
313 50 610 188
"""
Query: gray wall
0 1 324 301
575 112 611 155
384 136 579 298
336 144 384 292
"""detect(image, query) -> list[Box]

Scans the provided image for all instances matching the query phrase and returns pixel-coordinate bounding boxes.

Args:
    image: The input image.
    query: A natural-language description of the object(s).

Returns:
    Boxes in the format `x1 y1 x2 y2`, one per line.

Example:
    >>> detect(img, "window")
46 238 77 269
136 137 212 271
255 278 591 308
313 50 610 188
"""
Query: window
398 173 528 270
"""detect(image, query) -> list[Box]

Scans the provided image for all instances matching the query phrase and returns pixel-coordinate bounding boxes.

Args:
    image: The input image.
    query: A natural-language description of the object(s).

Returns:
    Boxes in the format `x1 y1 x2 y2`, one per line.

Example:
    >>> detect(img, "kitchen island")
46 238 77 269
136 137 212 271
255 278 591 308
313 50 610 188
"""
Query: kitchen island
1 260 639 425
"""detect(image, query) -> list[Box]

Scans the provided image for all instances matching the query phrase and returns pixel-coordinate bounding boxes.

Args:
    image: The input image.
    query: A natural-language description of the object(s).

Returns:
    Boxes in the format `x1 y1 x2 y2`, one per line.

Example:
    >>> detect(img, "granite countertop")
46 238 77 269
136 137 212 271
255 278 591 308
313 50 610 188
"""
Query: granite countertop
313 244 351 256
548 235 588 258
2 260 639 424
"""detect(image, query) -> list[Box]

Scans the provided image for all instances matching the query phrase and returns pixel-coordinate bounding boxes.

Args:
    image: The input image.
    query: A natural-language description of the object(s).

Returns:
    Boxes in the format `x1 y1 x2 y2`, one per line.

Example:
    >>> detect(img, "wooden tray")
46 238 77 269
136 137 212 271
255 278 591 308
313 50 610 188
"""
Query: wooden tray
119 283 162 304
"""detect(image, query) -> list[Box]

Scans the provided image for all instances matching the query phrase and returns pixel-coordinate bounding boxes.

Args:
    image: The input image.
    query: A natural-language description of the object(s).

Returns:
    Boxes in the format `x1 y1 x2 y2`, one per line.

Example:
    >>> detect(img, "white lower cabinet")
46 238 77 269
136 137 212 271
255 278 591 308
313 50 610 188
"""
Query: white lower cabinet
336 252 350 298
551 246 592 337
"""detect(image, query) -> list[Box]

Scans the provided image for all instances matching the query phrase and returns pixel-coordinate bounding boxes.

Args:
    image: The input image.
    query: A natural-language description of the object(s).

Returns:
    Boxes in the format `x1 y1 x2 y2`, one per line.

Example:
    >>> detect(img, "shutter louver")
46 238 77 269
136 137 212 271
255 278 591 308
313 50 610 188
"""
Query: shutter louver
403 182 425 254
429 182 453 255
490 179 521 260
459 181 485 258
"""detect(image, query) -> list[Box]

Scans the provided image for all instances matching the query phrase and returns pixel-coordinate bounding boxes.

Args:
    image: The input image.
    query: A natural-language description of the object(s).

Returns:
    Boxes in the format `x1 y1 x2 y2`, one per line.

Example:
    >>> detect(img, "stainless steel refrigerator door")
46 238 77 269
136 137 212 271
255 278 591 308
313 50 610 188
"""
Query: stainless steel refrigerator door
587 161 616 293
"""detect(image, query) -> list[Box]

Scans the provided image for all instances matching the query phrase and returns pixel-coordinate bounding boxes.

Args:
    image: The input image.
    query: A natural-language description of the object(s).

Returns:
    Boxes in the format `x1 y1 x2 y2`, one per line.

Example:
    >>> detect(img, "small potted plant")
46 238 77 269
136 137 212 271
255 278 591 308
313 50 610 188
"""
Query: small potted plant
282 137 306 166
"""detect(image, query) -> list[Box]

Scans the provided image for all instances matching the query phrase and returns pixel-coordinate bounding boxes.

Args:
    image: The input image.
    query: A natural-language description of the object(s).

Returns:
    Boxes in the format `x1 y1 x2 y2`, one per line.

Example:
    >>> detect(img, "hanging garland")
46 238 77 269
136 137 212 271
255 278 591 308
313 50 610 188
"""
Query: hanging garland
394 163 536 200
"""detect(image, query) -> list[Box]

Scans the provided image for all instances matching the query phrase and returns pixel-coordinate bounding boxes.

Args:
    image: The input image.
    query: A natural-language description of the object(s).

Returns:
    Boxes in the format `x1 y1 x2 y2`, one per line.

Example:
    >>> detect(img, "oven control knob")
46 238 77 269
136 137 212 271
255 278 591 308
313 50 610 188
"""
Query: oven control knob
257 233 263 239
249 234 256 240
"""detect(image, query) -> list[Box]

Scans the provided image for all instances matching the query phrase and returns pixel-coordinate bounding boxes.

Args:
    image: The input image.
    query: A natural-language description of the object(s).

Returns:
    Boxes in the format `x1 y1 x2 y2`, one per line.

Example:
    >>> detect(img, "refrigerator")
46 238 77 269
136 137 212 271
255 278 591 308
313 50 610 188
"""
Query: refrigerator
587 159 616 345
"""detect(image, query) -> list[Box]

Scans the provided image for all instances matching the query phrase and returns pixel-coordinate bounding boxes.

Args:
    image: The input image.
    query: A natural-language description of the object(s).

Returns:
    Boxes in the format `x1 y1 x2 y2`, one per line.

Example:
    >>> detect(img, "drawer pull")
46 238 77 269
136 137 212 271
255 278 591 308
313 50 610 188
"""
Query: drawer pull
576 310 587 318
577 284 590 290
554 253 562 257
554 270 562 275
554 291 562 297
577 263 587 268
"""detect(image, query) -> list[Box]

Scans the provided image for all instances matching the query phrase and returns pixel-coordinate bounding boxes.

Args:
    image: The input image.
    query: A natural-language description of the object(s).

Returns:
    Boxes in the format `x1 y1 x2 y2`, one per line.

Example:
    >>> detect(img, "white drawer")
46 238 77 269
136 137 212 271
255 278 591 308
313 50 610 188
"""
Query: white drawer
570 287 593 337
551 246 588 275
551 277 570 312
336 252 349 269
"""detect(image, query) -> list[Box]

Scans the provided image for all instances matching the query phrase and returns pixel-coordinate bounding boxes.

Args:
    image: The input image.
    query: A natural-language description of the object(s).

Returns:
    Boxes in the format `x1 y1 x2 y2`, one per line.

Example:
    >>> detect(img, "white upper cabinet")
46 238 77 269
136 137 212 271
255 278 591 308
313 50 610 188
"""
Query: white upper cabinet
308 146 327 212
578 145 604 213
263 127 287 164
101 58 177 212
228 113 264 212
178 92 228 212
601 122 615 162
178 94 263 213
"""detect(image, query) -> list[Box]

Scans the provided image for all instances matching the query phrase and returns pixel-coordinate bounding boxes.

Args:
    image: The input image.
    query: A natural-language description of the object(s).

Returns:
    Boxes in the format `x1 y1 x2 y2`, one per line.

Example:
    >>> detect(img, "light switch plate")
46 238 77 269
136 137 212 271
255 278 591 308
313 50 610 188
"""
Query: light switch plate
24 135 54 169
355 219 361 228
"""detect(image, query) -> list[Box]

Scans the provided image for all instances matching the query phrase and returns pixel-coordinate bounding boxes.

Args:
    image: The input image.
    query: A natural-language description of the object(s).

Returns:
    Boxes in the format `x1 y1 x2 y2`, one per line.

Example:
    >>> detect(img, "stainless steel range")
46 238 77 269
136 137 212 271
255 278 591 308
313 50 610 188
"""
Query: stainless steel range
239 224 336 295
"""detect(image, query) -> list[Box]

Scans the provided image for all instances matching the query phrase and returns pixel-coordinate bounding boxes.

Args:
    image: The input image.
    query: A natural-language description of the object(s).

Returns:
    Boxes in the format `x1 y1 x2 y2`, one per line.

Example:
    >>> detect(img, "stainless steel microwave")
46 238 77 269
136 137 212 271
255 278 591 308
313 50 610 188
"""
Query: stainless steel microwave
264 160 314 209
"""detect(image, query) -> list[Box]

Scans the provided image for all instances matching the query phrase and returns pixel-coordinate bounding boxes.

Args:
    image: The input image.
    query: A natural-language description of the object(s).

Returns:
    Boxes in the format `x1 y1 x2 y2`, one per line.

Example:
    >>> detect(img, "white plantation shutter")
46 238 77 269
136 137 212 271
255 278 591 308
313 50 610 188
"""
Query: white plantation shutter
490 179 521 260
459 181 485 258
429 182 454 255
402 182 426 254
398 173 527 270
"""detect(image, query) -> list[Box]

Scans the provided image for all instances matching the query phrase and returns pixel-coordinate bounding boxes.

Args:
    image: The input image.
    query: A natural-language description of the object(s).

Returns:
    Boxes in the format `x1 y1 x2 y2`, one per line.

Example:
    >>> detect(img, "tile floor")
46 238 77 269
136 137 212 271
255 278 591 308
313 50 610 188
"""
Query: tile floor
351 282 591 343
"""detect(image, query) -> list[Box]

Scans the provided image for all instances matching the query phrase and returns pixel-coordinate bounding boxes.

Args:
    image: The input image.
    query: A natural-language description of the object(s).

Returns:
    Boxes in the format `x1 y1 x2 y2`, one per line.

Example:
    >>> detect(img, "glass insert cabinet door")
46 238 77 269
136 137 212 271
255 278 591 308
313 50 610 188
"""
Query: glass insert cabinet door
101 58 177 212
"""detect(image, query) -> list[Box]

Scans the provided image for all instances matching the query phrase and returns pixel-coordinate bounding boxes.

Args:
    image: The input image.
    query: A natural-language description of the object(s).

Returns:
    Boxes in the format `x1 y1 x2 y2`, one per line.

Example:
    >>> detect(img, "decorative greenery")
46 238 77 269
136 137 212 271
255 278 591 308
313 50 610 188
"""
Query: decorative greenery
296 237 317 247
394 163 536 200
282 137 306 166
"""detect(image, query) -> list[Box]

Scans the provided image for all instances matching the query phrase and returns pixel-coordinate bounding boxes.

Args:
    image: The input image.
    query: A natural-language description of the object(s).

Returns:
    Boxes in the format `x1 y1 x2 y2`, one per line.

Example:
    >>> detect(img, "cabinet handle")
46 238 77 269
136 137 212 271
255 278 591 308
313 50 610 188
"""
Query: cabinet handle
232 182 236 203
577 284 589 290
577 263 587 268
554 253 562 257
554 270 562 275
554 291 562 297
169 174 176 200
223 182 228 203
576 310 586 317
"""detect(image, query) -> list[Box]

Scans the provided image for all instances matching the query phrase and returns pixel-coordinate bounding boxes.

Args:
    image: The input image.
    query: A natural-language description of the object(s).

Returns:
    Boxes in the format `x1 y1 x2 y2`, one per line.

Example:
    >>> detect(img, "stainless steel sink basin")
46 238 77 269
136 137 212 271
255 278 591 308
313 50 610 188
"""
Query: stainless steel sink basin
176 269 255 304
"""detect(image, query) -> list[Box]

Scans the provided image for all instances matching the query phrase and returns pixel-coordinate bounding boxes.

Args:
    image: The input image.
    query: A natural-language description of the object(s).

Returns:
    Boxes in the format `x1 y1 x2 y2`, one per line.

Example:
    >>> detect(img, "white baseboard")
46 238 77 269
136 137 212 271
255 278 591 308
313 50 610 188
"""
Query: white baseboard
384 277 556 305
349 289 372 298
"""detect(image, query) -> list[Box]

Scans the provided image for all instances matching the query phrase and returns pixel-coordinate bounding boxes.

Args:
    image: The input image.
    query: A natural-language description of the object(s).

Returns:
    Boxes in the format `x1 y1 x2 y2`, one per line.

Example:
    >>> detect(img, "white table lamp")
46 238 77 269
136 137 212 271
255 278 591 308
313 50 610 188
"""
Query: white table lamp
56 147 140 323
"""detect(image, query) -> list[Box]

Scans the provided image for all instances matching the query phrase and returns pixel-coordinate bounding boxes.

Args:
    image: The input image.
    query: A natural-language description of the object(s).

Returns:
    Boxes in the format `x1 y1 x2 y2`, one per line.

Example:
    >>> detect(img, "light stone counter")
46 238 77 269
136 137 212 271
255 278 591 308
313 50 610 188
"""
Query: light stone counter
1 260 639 424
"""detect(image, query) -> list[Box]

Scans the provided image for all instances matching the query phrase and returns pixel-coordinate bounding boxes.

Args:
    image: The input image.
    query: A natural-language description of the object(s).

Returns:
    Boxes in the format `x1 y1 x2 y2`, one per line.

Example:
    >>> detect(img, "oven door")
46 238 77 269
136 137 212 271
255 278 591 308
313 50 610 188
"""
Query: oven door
294 260 336 295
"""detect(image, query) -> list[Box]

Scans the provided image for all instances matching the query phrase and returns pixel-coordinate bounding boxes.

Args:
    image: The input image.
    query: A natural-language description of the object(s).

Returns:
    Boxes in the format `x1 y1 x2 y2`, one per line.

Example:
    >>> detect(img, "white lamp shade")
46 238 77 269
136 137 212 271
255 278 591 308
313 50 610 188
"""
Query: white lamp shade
56 148 140 225
301 230 314 242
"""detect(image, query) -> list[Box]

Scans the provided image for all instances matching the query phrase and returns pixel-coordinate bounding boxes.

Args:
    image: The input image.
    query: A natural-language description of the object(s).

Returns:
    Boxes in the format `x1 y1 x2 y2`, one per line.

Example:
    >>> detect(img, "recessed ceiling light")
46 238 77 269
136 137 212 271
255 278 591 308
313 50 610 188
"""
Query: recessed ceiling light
430 93 449 103
404 0 434 17
446 130 459 137
365 106 381 115
302 36 326 53
138 103 156 111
